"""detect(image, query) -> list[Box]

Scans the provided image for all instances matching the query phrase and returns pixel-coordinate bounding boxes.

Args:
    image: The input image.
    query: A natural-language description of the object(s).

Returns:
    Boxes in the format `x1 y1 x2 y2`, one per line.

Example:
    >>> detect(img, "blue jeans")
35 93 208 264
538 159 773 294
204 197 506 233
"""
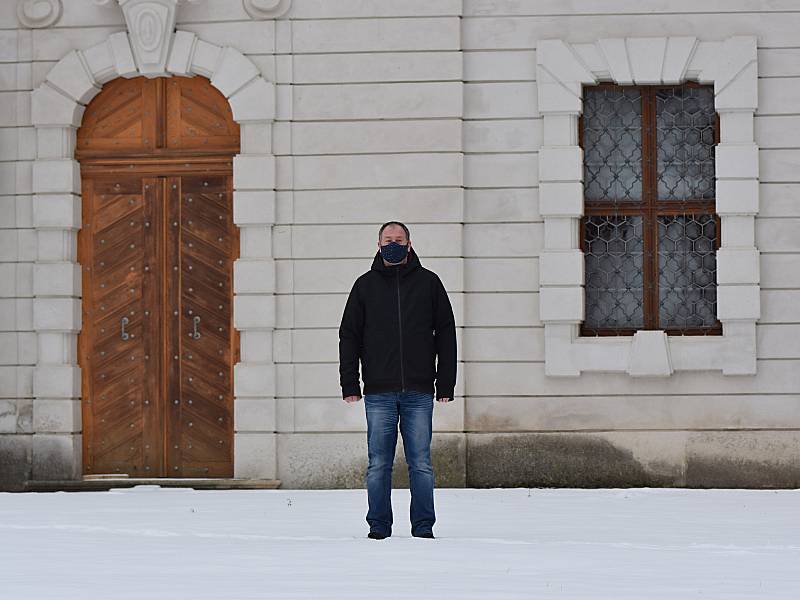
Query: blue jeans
364 390 435 536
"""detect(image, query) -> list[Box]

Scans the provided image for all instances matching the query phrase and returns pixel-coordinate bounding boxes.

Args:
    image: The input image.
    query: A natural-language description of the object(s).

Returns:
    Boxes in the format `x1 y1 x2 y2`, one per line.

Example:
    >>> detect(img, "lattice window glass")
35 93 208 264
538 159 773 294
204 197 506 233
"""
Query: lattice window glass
656 87 716 201
583 88 643 202
580 83 719 336
658 215 717 328
584 215 644 329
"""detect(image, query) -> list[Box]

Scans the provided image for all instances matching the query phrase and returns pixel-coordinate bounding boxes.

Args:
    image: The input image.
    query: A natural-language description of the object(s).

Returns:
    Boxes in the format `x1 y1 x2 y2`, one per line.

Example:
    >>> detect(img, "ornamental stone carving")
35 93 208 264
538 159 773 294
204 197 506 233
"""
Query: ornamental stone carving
243 0 291 19
16 0 62 28
118 0 177 76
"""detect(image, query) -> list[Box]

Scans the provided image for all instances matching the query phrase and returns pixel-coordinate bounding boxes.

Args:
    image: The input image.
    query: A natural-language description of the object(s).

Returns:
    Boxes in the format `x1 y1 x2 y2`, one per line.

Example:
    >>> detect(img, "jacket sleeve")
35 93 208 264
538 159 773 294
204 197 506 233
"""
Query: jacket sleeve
338 279 364 398
433 275 457 399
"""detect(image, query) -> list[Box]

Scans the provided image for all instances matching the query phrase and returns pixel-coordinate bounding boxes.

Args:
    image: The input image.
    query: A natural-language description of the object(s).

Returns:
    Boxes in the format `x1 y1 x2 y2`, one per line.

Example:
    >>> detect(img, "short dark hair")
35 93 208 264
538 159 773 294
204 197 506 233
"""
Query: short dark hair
378 221 410 241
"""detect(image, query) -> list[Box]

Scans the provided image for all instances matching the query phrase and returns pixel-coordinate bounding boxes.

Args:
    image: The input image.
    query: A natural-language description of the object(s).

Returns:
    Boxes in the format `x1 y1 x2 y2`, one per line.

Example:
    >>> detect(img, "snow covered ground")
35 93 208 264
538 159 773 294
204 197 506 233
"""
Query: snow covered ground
1 487 798 599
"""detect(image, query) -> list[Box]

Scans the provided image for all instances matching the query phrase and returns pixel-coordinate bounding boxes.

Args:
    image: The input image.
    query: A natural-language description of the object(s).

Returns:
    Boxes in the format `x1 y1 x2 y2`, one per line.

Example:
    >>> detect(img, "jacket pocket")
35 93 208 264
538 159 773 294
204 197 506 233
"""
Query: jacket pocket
403 329 436 381
362 327 401 384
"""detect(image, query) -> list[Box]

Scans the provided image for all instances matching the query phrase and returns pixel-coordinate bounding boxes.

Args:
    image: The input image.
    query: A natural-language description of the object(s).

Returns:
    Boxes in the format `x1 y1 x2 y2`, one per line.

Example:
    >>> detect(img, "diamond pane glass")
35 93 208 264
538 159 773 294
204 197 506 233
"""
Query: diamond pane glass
583 88 643 202
656 87 716 201
584 215 644 330
658 214 717 329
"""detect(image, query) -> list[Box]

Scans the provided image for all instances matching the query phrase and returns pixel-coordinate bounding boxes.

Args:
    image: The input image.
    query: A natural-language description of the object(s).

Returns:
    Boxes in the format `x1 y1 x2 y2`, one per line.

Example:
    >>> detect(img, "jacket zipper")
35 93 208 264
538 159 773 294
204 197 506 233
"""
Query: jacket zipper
396 268 405 392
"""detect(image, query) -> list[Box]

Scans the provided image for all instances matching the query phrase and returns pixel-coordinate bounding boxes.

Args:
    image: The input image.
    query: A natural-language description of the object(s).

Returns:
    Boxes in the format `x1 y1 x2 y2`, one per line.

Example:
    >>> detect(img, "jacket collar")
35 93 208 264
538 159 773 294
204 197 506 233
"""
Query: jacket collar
370 245 421 277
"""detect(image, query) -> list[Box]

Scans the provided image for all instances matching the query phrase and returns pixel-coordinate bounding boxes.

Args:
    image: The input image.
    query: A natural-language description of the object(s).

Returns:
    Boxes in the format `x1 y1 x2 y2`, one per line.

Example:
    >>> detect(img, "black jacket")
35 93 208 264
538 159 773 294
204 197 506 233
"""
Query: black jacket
339 246 456 400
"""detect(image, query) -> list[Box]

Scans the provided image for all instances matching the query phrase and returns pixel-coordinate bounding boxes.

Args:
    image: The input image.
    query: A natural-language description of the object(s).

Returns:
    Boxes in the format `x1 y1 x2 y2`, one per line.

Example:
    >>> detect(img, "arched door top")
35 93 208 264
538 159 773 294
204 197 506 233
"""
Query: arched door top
76 76 240 160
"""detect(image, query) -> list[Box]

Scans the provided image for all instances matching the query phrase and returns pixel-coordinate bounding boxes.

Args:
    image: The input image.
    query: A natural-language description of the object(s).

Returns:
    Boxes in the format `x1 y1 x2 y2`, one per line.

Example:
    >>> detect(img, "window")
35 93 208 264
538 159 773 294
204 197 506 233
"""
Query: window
536 36 759 376
579 83 720 336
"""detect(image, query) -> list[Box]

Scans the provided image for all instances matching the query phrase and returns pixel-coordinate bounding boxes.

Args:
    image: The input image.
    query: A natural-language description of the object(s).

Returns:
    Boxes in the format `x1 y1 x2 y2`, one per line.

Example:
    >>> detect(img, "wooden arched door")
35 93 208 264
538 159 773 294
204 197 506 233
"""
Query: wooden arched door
76 76 240 478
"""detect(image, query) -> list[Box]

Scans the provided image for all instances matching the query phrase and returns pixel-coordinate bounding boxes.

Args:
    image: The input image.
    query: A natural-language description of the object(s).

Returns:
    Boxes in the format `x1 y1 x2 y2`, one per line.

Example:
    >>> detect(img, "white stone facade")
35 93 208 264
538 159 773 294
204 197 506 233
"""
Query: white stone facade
1 0 799 490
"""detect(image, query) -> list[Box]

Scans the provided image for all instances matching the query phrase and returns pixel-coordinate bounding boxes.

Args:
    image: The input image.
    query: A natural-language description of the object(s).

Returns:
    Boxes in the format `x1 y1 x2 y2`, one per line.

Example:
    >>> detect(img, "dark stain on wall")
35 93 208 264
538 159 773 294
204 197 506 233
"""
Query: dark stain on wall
30 436 78 482
317 461 368 489
466 433 678 488
686 456 800 488
0 435 31 491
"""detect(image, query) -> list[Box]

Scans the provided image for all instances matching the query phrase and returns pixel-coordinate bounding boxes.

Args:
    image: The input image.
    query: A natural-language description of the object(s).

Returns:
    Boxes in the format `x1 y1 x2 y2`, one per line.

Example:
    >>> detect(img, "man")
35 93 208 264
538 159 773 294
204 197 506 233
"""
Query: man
339 221 457 540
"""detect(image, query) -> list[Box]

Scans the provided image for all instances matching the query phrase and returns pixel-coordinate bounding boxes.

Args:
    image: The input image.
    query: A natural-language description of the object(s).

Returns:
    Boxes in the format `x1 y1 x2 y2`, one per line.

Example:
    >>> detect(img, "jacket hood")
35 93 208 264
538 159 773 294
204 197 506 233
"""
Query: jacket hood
370 245 421 277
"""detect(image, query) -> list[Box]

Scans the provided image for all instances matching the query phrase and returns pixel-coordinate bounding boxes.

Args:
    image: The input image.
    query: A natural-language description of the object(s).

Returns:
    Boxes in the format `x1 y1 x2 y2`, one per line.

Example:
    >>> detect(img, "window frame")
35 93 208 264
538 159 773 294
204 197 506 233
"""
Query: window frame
577 81 723 337
535 36 760 377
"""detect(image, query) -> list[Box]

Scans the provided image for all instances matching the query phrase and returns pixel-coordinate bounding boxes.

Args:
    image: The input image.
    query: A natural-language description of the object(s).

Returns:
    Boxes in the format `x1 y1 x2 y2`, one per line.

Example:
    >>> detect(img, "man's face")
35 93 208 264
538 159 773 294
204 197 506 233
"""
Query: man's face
378 226 411 263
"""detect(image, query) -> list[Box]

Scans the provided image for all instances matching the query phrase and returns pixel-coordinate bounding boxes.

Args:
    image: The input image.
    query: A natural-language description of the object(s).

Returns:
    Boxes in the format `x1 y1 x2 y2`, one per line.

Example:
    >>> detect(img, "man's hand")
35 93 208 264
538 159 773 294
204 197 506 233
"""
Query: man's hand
344 395 451 403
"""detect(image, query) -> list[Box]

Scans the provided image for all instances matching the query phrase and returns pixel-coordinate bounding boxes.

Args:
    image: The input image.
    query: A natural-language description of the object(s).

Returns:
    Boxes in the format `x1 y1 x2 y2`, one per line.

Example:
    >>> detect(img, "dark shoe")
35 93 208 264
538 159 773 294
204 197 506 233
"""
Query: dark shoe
412 531 435 539
368 531 389 540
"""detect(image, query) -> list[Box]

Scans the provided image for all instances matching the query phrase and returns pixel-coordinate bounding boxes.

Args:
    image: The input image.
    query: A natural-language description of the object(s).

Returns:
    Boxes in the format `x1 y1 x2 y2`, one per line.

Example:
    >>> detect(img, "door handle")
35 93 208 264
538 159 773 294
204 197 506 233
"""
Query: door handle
192 315 201 339
121 316 130 341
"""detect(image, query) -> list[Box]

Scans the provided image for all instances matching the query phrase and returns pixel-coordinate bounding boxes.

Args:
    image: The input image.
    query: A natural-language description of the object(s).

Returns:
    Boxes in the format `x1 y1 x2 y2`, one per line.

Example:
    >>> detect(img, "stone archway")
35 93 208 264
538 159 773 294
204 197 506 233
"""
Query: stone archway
29 26 278 481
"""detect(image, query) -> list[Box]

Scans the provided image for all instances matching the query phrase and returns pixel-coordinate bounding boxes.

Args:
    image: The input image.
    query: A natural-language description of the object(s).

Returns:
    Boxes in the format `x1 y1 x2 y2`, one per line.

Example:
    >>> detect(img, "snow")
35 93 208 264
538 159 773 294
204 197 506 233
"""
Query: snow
1 487 798 599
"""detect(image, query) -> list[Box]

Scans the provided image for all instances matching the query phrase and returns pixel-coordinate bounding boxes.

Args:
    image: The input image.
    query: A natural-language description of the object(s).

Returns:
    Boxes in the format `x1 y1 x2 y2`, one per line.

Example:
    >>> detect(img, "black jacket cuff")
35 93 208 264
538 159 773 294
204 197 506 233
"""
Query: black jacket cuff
435 386 454 400
342 385 362 398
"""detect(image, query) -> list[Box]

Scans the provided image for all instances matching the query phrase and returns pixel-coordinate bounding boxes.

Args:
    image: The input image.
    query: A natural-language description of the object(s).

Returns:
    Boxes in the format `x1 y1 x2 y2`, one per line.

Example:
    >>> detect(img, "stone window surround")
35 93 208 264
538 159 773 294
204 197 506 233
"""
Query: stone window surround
536 36 760 377
29 29 278 480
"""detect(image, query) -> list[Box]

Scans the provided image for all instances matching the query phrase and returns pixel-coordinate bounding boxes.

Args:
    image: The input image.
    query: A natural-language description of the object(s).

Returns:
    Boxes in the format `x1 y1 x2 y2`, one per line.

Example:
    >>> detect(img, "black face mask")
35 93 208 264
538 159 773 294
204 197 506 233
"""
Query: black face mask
380 241 409 264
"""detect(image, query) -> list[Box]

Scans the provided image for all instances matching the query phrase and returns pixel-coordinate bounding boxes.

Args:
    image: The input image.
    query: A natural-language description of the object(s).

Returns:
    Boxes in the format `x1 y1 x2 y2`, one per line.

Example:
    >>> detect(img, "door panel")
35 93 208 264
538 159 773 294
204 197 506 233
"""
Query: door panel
165 77 239 152
80 172 236 478
79 176 162 476
76 78 158 156
169 174 235 477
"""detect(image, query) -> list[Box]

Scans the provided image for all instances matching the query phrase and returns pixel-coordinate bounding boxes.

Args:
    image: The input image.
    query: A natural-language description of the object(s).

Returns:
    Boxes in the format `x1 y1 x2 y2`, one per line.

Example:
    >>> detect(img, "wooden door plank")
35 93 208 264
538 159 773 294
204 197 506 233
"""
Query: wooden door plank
79 178 95 476
165 176 184 476
142 177 164 476
177 173 235 477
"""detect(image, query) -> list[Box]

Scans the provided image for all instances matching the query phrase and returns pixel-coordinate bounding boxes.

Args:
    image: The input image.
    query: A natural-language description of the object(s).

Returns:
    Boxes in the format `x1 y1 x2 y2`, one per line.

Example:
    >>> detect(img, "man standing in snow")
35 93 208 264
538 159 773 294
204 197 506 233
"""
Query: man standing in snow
339 221 457 540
